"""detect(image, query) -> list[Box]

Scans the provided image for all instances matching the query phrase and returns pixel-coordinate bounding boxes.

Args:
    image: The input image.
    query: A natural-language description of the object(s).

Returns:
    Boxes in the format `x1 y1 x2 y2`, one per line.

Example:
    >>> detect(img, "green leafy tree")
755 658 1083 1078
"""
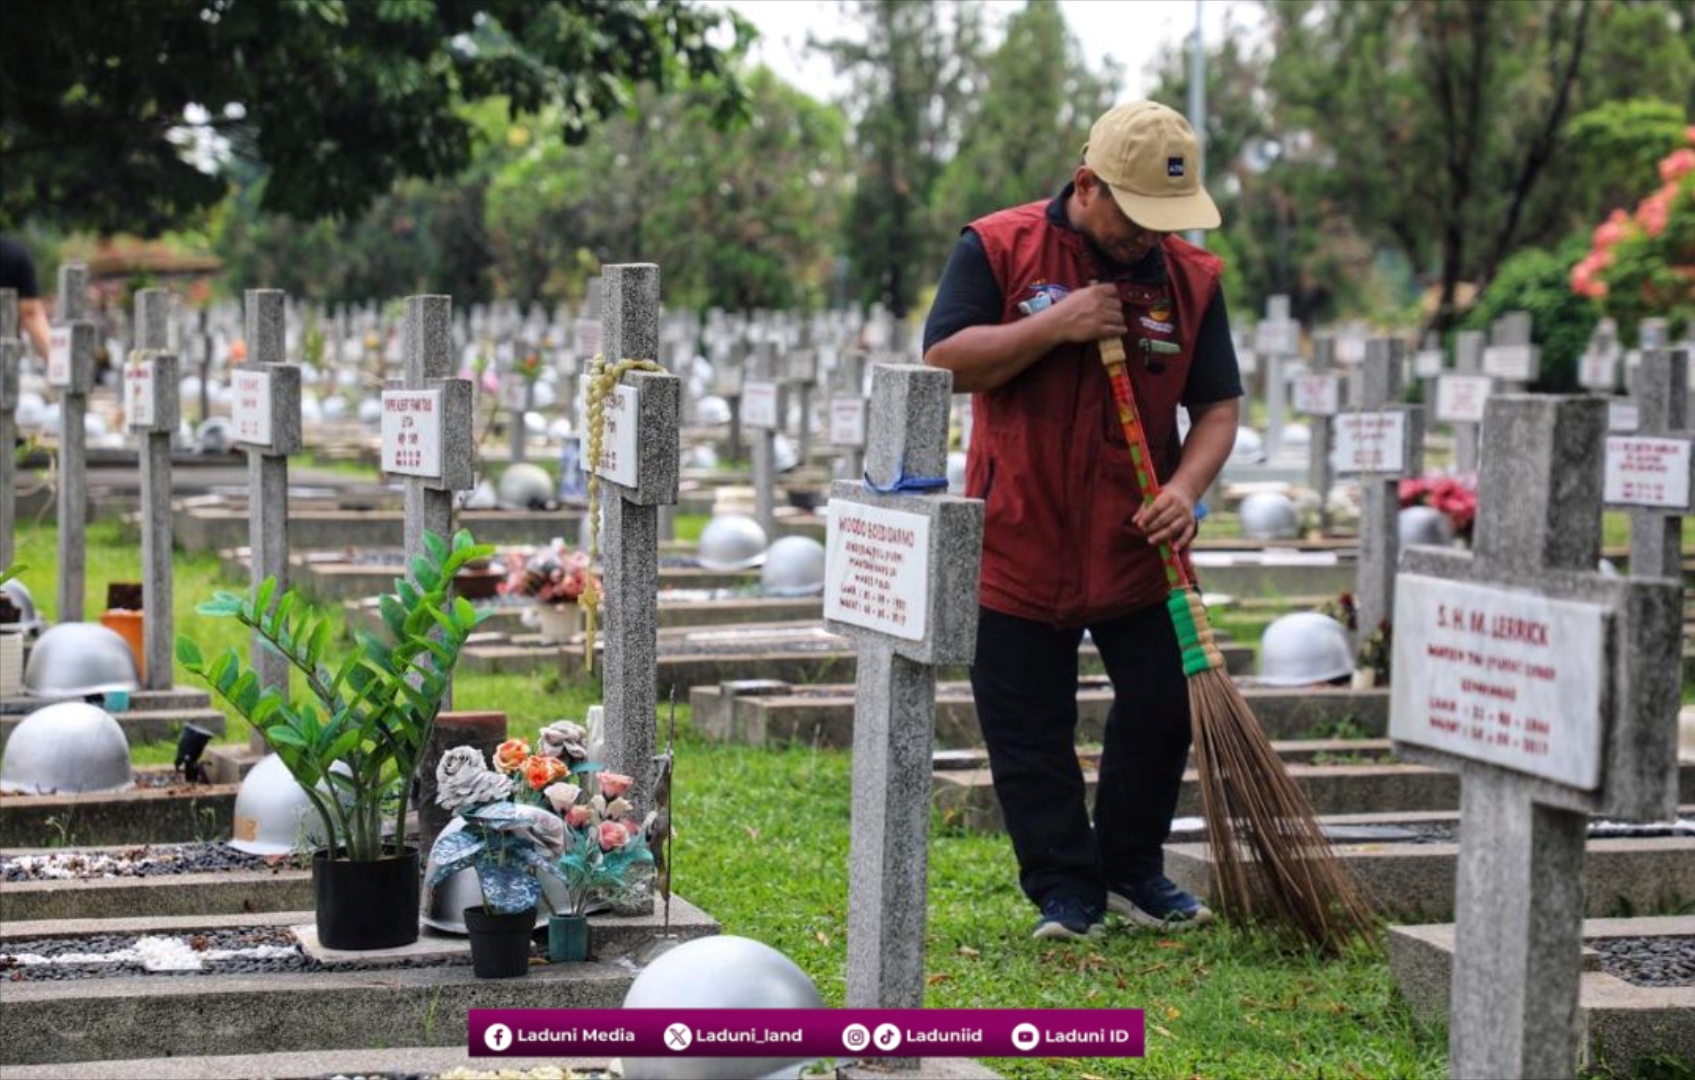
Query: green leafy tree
930 0 1120 234
1 0 752 234
1463 236 1601 392
483 67 851 310
815 0 987 317
1263 0 1695 332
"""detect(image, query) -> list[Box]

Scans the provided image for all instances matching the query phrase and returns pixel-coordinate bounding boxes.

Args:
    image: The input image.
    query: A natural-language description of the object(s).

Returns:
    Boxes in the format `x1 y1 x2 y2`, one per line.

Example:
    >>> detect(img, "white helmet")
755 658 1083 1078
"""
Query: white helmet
760 536 827 597
1239 492 1300 540
696 395 732 427
0 701 133 795
195 416 233 454
1398 506 1456 549
1280 423 1312 448
421 806 571 934
229 753 330 855
620 936 825 1080
1258 612 1354 686
696 514 769 572
1230 426 1266 464
357 398 382 425
1 579 44 637
684 443 720 471
773 432 800 473
497 463 555 510
24 622 140 697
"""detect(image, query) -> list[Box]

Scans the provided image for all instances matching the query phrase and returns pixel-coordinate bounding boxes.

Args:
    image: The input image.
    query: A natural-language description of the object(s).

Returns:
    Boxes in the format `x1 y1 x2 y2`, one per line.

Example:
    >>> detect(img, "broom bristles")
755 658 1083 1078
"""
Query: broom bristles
1189 667 1379 953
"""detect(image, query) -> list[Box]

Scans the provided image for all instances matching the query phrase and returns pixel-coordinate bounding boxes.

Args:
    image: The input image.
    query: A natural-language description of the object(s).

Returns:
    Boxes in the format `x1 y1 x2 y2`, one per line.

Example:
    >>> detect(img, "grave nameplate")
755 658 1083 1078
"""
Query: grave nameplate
1415 349 1445 379
1255 320 1299 357
1604 436 1691 510
824 503 932 642
1579 351 1617 391
500 372 527 412
1608 402 1640 432
381 389 445 478
1334 411 1407 473
574 318 602 362
594 383 640 489
125 353 157 428
743 380 780 429
1483 343 1538 383
1292 374 1341 416
830 396 868 447
233 370 274 446
47 326 71 387
1435 375 1494 425
1390 579 1608 790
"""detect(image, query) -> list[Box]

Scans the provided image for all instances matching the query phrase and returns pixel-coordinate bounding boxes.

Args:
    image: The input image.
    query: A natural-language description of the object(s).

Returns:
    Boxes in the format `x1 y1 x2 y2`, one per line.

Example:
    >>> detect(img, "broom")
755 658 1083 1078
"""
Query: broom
1097 333 1377 953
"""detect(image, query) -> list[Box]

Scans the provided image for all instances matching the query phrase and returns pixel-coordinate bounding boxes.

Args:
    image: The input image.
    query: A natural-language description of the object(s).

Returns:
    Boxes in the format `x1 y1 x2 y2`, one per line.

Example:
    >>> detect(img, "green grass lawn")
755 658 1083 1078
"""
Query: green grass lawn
11 515 1695 1078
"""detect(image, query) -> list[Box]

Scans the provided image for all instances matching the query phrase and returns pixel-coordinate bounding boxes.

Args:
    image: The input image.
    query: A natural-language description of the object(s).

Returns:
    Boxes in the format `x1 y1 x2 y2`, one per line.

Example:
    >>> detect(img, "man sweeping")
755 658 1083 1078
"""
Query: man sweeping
923 101 1241 941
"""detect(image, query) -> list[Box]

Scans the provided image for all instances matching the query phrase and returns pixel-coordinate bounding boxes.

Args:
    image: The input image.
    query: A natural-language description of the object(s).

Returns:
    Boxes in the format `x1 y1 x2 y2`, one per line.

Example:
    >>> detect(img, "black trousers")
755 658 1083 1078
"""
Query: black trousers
970 602 1192 909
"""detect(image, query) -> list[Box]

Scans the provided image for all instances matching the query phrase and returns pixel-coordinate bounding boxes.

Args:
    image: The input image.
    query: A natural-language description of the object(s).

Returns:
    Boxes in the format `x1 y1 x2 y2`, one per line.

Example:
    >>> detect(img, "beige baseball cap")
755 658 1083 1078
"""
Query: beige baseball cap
1083 101 1221 232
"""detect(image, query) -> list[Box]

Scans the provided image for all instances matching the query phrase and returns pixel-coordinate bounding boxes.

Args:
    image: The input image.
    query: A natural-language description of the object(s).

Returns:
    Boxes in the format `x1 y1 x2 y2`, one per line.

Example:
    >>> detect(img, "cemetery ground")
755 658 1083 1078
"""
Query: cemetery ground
5 511 1690 1080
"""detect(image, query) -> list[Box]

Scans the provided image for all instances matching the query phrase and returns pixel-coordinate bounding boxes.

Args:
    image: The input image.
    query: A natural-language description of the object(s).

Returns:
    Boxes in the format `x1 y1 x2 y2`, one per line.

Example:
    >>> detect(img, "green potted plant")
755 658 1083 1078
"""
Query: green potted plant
177 528 494 950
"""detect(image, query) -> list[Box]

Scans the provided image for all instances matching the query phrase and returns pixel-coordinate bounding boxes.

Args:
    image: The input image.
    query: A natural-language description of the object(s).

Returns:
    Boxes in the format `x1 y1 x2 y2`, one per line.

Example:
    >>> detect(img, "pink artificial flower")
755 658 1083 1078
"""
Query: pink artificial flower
543 781 582 813
598 820 631 851
565 804 593 829
598 772 634 799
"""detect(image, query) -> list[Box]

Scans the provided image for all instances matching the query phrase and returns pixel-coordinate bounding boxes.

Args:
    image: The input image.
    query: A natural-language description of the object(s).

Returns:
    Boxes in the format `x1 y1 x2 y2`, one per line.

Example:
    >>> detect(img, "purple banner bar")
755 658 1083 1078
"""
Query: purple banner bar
470 1008 1144 1058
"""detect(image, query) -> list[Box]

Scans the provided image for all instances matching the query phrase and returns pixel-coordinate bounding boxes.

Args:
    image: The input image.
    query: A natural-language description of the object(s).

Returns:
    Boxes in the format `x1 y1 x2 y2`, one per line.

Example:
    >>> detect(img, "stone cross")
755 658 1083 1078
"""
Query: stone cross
0 290 18 575
237 290 303 741
591 264 681 813
383 296 475 604
1413 331 1445 405
1294 333 1344 535
1604 348 1692 581
711 340 745 463
1389 395 1681 1080
825 365 982 1049
128 289 180 689
742 341 786 539
829 349 869 480
49 263 95 623
1578 318 1621 394
501 347 535 465
1254 294 1300 460
1482 310 1539 393
1339 338 1424 650
1442 330 1490 475
784 346 819 467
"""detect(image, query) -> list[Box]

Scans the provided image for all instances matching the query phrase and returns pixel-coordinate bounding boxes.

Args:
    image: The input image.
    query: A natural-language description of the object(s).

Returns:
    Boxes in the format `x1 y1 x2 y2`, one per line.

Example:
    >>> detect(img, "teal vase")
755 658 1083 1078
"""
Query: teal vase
548 912 590 962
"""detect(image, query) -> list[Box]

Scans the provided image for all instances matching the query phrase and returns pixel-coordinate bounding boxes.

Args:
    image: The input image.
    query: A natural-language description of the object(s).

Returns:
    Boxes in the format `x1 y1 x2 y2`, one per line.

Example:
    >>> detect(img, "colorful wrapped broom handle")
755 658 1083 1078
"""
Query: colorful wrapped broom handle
1097 334 1224 677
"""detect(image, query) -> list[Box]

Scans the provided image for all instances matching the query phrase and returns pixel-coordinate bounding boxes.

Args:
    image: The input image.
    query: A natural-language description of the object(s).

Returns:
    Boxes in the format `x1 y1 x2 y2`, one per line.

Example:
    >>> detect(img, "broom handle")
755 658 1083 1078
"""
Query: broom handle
1097 335 1195 592
1098 336 1226 676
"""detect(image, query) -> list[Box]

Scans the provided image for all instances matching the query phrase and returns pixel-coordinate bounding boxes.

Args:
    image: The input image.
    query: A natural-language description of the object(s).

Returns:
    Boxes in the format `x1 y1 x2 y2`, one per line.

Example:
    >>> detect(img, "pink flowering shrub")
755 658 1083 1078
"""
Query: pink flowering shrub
1572 127 1695 339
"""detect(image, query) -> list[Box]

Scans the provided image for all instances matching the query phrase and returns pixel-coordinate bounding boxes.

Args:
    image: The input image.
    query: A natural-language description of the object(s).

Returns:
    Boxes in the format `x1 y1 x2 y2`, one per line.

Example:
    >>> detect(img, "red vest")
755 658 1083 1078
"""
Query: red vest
965 199 1223 626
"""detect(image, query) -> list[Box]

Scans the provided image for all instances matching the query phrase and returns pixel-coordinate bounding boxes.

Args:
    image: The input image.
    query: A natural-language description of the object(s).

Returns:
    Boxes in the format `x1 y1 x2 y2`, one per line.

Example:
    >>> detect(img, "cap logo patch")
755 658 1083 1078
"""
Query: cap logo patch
1167 157 1186 178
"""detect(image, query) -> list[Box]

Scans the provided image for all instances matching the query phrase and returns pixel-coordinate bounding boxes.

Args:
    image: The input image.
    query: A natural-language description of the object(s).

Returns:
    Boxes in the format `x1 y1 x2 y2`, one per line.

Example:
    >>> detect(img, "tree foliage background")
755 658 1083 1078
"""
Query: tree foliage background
6 0 1694 336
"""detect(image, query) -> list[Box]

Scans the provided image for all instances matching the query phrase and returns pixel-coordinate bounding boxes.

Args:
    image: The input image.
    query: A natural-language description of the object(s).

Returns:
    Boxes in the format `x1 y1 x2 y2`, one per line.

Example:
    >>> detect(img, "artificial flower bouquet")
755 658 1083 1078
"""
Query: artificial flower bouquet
495 538 599 606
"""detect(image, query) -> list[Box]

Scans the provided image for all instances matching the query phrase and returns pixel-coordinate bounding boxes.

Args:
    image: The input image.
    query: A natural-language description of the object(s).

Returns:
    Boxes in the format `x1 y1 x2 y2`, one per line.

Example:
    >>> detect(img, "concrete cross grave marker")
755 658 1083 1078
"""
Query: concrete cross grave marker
1254 294 1300 460
383 295 475 598
1482 310 1540 392
784 347 819 467
500 347 536 465
742 341 787 539
1604 348 1692 581
1442 331 1490 475
49 264 95 623
825 364 983 1050
238 290 304 742
0 290 18 575
590 264 681 815
128 289 181 689
1389 394 1682 1080
1579 318 1621 394
1295 333 1345 535
829 350 868 480
1337 338 1424 651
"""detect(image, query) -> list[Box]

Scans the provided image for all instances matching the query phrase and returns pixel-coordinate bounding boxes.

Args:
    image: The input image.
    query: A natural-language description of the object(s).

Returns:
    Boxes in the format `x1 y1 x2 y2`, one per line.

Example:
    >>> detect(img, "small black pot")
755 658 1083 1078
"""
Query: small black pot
312 848 421 951
464 905 538 978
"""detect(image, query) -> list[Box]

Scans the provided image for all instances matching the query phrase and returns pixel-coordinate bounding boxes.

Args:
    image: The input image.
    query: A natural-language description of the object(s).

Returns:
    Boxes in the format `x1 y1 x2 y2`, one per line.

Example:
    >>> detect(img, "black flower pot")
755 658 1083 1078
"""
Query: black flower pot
313 848 421 950
464 905 538 978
